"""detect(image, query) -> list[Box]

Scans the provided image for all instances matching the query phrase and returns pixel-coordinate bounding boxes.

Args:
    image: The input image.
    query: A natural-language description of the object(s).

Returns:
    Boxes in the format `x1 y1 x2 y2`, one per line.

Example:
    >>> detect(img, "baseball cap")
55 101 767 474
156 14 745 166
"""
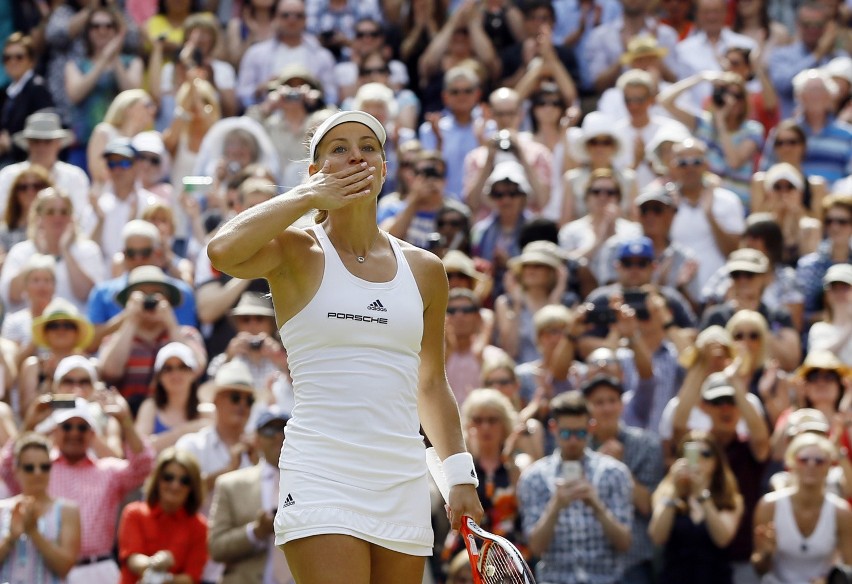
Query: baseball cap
309 110 386 161
254 405 291 431
701 372 736 401
617 237 655 261
103 137 137 159
824 264 852 287
635 185 677 208
580 374 624 396
726 248 769 274
484 160 531 195
154 342 198 373
786 408 830 436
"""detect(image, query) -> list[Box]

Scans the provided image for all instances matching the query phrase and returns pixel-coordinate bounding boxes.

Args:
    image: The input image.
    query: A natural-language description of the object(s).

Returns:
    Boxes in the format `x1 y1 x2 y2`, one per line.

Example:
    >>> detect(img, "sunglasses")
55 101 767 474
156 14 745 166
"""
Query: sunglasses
620 258 651 269
534 99 563 108
733 331 761 341
437 219 465 229
106 158 134 170
236 315 269 323
772 181 797 192
361 66 388 76
624 96 648 105
42 208 70 217
471 415 501 426
447 87 477 96
827 281 852 292
355 30 382 39
228 391 255 407
60 376 92 386
415 167 445 179
587 138 615 147
161 471 192 486
796 455 828 466
89 21 116 30
805 370 840 383
489 190 524 200
774 139 802 147
587 187 619 197
44 320 78 332
558 428 589 440
137 154 161 166
257 424 286 438
2 52 26 63
60 422 90 433
161 363 192 374
825 217 851 227
730 270 758 280
485 377 514 387
447 306 477 315
675 157 705 168
707 396 736 407
124 247 153 260
639 204 667 216
15 182 47 193
20 462 52 474
277 11 305 19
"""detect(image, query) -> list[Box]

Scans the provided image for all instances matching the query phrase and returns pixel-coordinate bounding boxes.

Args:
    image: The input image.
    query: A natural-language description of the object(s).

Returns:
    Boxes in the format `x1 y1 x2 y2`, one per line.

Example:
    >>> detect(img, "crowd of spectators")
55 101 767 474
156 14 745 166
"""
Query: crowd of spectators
0 0 851 582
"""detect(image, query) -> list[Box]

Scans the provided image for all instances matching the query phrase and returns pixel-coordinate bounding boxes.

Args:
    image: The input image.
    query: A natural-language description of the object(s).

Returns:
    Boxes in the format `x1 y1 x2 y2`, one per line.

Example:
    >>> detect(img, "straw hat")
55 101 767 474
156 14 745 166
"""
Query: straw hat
13 112 74 151
620 35 669 65
795 350 849 379
507 240 565 274
211 361 257 398
442 251 487 281
229 292 276 317
115 266 182 307
31 298 94 350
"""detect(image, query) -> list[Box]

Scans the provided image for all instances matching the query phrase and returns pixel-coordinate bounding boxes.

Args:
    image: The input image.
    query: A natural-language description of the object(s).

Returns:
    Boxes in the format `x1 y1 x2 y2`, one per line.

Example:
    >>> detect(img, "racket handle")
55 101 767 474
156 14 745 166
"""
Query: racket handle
426 447 451 503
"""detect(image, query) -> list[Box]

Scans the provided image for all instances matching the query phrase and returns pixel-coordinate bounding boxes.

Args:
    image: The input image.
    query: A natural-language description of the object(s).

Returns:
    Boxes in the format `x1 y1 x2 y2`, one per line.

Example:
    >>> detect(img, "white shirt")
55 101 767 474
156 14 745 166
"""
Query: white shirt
79 187 157 272
675 29 757 110
657 392 766 440
0 161 91 222
670 187 745 298
613 116 690 189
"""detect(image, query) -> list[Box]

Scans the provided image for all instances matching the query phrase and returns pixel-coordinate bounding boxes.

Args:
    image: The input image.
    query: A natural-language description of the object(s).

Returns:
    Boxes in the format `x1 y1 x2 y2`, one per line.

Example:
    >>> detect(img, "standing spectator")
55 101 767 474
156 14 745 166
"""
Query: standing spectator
582 0 679 92
131 132 173 204
236 0 337 109
208 406 293 584
517 391 633 584
333 18 408 102
0 433 80 584
668 138 744 299
767 2 846 118
551 0 623 57
64 6 143 173
305 0 383 60
596 36 673 122
0 112 90 221
0 396 154 584
649 431 743 584
117 447 208 584
0 33 54 166
0 187 105 313
808 264 852 363
225 0 278 67
658 71 764 207
418 65 487 201
584 375 663 584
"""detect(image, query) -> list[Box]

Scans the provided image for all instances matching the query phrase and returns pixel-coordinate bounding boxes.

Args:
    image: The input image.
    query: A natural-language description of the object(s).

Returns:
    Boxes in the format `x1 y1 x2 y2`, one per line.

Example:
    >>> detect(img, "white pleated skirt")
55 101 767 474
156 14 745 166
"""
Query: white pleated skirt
273 468 434 556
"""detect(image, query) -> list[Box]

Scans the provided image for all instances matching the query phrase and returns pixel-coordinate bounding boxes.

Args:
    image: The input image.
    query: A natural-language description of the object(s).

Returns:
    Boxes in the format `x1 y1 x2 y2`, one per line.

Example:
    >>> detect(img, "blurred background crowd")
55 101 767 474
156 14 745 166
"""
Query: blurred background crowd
0 0 851 582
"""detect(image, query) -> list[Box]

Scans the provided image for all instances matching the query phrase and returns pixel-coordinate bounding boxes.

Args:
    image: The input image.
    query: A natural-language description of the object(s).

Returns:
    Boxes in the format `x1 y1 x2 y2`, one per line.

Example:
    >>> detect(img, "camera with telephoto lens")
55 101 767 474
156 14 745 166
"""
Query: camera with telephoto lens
249 338 264 350
496 129 513 152
143 295 159 311
712 85 726 107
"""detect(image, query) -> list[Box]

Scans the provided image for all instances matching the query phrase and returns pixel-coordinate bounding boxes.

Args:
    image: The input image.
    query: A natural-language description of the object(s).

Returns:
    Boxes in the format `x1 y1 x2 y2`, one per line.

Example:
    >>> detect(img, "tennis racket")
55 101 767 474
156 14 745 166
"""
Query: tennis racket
426 447 536 584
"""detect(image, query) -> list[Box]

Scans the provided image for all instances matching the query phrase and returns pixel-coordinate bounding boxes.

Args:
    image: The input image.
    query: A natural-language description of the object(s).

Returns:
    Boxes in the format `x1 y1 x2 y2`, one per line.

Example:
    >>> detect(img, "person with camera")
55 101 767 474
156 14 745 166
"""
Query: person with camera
98 265 206 417
461 87 552 217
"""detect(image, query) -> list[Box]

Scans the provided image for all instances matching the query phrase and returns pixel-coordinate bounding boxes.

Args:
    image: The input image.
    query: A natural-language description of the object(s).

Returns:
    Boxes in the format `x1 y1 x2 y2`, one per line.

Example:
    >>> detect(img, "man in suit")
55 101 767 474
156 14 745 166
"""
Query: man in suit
208 406 294 584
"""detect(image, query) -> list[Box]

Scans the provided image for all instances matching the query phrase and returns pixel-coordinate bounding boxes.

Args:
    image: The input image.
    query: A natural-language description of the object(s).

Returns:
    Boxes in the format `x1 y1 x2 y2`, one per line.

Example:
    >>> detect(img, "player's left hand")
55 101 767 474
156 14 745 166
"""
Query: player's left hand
447 483 484 532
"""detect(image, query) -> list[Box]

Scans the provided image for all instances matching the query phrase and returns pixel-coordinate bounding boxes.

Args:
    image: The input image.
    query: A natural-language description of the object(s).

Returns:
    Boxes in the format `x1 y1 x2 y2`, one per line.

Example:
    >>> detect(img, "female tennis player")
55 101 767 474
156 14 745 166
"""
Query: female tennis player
207 110 483 583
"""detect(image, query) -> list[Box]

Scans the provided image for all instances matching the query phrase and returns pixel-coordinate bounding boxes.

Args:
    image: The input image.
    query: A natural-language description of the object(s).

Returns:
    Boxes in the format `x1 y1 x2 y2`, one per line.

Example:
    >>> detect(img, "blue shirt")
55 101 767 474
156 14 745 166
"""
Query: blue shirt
418 113 484 202
767 41 846 118
86 274 198 327
798 115 852 187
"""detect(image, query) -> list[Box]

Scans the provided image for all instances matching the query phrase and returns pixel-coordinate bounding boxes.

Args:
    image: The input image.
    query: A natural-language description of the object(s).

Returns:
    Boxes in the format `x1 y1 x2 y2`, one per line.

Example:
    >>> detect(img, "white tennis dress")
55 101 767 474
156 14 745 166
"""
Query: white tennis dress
273 224 433 555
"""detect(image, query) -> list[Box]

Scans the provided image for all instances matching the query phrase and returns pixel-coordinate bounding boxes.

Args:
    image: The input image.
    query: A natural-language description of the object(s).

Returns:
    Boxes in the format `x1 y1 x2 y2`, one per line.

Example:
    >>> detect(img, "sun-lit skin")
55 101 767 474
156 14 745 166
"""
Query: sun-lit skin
157 461 192 513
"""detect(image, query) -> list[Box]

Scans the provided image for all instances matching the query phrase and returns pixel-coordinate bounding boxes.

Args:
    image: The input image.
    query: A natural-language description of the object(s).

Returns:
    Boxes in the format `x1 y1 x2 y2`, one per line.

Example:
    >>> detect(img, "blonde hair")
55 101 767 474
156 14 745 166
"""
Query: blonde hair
27 188 75 241
480 351 517 383
533 304 572 335
103 89 152 127
460 388 518 440
726 310 769 368
784 432 836 469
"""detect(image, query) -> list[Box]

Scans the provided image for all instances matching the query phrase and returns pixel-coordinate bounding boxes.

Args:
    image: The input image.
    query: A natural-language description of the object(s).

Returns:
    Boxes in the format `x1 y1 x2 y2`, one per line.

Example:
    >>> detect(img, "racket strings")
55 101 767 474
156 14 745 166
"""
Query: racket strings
475 535 532 584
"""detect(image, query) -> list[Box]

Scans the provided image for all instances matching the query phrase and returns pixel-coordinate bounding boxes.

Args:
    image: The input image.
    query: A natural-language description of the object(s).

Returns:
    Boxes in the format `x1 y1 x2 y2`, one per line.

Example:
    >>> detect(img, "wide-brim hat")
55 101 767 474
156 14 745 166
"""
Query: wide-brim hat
442 250 487 281
578 112 622 159
211 361 257 398
507 240 565 274
31 298 94 350
701 372 736 401
620 35 669 65
726 248 769 274
795 350 849 379
13 112 75 151
269 64 321 92
230 292 276 317
116 266 182 307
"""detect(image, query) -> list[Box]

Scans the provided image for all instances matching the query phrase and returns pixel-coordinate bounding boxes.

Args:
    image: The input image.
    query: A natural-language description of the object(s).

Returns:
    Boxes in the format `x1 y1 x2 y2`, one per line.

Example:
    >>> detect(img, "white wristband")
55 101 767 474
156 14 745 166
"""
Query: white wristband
443 452 479 488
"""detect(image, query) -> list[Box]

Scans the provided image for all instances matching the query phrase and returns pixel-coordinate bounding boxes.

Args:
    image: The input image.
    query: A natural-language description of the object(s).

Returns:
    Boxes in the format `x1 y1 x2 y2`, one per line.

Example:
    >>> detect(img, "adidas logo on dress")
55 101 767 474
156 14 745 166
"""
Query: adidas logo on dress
282 493 295 508
367 299 387 312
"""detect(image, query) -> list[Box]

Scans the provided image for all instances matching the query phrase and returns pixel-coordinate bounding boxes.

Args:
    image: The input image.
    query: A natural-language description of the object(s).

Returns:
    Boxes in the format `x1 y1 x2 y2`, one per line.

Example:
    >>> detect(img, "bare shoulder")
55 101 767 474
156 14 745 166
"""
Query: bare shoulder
396 237 448 307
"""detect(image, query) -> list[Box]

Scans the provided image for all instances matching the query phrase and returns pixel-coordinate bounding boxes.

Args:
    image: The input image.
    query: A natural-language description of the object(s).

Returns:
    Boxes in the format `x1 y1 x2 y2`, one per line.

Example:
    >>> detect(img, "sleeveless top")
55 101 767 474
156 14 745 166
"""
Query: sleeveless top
278 224 426 490
0 499 65 584
763 492 838 584
660 510 733 584
153 412 170 434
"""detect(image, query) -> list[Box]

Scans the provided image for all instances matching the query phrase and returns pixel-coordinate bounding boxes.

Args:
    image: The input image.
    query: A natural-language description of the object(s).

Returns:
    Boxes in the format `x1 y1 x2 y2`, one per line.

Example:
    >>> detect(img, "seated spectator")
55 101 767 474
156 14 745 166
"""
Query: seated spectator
584 375 663 584
236 0 337 108
144 0 201 55
752 433 852 582
809 265 852 363
135 342 211 453
701 248 801 371
1 395 154 583
98 265 206 416
208 406 293 583
306 0 384 59
796 194 852 326
442 250 492 330
0 164 51 255
0 33 54 166
559 168 642 285
118 447 208 584
0 433 80 583
668 138 745 300
649 430 743 584
351 82 402 198
562 112 638 224
131 131 173 204
0 112 89 222
753 120 826 216
86 89 156 185
757 164 821 262
658 71 764 207
18 298 94 416
1 254 55 367
517 391 633 583
335 19 412 104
